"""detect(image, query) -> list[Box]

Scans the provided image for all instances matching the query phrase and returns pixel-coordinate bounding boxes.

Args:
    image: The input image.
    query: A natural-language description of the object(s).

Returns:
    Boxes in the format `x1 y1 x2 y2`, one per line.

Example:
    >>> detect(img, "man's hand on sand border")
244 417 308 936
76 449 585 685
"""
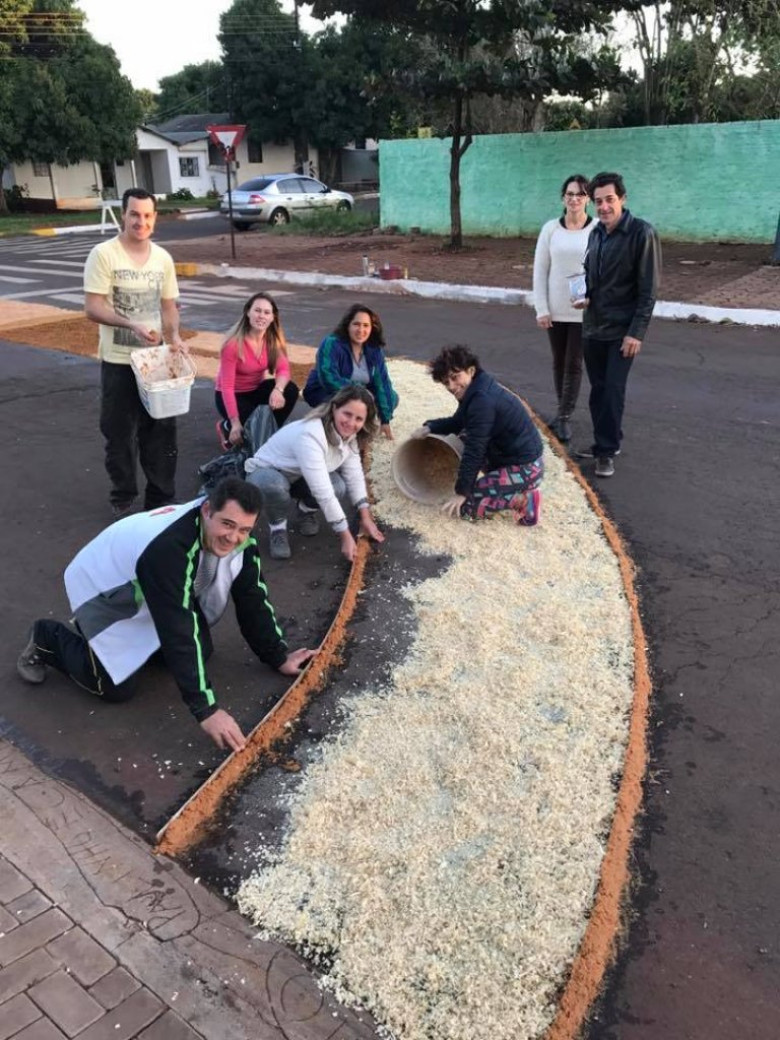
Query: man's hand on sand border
200 708 247 752
278 647 318 677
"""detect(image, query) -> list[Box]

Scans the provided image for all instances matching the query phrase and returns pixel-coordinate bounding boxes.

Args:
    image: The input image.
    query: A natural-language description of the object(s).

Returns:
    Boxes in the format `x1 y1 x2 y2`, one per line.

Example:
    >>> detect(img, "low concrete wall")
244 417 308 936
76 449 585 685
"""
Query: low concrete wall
380 120 780 243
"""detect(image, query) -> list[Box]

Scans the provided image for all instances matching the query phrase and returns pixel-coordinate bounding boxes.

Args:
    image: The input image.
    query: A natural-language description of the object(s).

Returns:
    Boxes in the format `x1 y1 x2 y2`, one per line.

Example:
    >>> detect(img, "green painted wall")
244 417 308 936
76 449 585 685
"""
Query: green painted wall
379 120 780 243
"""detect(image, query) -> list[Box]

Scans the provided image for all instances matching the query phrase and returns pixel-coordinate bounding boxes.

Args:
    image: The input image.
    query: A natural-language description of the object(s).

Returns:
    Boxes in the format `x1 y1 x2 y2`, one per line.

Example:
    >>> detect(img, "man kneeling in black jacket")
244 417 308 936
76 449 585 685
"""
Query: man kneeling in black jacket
17 478 316 752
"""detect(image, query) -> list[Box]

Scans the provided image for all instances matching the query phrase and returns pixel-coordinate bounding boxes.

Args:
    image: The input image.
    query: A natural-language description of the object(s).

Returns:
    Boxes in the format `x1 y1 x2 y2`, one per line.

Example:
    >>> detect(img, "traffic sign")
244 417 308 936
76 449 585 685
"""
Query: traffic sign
206 124 247 159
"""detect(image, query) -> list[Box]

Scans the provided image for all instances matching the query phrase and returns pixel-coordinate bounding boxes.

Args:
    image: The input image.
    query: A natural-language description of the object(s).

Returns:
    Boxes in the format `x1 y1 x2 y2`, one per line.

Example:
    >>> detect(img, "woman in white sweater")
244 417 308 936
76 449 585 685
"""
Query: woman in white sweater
532 174 593 443
245 385 384 562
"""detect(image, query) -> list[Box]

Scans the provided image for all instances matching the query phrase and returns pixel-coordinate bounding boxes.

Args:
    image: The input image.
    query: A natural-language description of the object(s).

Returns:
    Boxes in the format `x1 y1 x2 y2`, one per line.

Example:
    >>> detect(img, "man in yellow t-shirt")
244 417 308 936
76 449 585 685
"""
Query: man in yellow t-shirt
84 188 186 520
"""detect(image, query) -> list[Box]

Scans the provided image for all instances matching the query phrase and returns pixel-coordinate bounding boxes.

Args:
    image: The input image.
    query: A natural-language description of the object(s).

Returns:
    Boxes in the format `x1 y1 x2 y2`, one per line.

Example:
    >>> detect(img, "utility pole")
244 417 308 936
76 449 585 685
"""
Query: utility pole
292 0 307 175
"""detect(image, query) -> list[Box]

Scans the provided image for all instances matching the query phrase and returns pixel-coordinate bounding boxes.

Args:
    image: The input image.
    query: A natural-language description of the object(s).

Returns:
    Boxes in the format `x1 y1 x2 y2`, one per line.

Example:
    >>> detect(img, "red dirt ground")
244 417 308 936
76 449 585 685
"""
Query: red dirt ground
166 230 780 311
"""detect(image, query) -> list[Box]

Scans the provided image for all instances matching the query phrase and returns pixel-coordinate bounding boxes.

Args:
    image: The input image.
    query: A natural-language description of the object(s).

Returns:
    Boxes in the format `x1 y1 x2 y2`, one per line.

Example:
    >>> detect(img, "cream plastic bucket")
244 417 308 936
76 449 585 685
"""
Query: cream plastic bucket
391 433 463 505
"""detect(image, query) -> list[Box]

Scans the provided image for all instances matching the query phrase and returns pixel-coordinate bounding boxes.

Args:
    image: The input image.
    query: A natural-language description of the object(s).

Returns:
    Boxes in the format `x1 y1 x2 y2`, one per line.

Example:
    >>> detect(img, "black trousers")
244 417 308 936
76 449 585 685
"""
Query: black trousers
546 322 583 419
32 618 213 702
100 362 177 509
215 379 299 429
582 336 634 457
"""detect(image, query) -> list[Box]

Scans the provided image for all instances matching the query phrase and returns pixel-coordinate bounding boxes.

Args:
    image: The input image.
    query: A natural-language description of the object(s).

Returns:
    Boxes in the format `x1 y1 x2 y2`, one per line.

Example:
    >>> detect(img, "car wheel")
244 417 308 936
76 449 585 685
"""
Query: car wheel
232 221 251 231
336 201 351 213
268 208 290 226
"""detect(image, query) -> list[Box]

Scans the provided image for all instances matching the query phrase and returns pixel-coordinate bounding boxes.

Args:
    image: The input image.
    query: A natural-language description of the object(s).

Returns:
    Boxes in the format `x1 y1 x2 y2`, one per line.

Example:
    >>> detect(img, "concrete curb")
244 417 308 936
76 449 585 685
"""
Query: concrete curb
31 223 116 237
175 261 780 328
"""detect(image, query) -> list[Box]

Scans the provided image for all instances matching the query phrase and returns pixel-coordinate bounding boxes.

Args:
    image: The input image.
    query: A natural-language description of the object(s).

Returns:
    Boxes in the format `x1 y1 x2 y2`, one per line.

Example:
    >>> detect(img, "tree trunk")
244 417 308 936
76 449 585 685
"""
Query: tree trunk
448 92 473 249
449 94 463 249
0 165 8 215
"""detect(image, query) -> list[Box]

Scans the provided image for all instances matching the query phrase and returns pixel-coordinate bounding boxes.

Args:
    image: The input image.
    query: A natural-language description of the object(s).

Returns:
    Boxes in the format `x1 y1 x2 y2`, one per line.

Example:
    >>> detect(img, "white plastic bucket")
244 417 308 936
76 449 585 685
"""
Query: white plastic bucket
130 345 196 419
391 433 463 505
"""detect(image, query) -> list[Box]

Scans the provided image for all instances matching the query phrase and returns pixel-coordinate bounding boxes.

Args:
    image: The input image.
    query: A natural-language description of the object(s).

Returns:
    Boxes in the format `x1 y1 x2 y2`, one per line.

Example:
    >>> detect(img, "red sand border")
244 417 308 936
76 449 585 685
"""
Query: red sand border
538 421 651 1040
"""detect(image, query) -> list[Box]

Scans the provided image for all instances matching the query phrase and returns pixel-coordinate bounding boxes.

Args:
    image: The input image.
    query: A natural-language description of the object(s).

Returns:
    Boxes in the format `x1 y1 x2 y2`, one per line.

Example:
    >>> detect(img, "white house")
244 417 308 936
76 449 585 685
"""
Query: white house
2 113 317 208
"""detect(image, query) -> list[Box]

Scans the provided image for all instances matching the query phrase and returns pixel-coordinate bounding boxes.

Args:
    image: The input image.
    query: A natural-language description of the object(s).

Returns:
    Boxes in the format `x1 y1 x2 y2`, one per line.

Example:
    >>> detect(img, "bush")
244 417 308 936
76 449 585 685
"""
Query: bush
270 207 377 237
168 188 195 201
3 184 30 213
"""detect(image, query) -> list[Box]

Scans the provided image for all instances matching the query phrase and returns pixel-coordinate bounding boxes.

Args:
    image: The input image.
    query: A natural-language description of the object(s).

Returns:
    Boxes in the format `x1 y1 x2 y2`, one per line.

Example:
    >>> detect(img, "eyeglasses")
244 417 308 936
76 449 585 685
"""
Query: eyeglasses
564 191 588 199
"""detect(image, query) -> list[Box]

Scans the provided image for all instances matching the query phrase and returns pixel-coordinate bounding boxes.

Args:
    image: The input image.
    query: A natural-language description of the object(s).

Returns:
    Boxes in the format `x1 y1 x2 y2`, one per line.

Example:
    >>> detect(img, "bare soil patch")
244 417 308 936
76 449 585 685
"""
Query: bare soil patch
167 230 780 311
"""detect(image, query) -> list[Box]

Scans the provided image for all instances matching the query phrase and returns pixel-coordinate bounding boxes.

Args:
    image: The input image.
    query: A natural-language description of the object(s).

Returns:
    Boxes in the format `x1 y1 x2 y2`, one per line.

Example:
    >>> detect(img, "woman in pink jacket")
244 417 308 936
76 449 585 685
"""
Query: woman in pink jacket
215 292 299 448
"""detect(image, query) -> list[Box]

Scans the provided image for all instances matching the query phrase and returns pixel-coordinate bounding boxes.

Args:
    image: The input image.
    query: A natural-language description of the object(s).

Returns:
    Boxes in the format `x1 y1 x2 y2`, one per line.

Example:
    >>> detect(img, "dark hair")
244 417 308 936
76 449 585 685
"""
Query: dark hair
207 477 263 516
429 345 482 384
122 188 158 212
222 291 287 371
305 384 379 449
588 171 626 198
560 174 590 198
334 304 385 348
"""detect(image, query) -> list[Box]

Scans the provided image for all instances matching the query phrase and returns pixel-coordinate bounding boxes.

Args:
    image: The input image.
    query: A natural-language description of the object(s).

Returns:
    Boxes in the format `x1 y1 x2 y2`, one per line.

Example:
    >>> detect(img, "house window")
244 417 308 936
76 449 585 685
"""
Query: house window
32 162 50 177
179 157 200 177
248 139 263 163
208 142 225 166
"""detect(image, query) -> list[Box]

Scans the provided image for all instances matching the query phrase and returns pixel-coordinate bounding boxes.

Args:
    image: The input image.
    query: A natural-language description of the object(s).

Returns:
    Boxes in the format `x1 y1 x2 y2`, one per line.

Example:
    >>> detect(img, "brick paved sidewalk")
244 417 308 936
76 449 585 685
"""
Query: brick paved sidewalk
0 739 378 1040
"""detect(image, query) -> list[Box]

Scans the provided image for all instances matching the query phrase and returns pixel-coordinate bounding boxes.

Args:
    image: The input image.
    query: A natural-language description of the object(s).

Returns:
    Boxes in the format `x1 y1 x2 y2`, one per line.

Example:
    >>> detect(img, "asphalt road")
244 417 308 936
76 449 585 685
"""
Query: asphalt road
1 234 778 1039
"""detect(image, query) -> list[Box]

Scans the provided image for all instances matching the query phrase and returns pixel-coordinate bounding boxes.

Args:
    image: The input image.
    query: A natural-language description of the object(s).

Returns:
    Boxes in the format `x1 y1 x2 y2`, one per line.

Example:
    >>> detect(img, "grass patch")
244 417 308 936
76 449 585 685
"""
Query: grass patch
0 196 219 236
0 211 102 236
268 207 377 237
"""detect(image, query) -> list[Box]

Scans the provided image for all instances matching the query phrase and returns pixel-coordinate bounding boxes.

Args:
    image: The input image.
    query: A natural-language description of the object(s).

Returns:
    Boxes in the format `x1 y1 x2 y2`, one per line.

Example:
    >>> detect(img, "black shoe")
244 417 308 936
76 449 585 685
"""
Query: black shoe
595 456 615 478
17 627 46 684
111 501 138 521
556 418 572 443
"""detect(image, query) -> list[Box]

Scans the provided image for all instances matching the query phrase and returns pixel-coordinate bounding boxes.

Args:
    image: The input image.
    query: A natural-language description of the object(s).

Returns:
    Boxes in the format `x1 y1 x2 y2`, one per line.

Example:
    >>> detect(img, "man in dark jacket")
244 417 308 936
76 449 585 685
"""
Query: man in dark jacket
16 478 316 753
578 172 661 477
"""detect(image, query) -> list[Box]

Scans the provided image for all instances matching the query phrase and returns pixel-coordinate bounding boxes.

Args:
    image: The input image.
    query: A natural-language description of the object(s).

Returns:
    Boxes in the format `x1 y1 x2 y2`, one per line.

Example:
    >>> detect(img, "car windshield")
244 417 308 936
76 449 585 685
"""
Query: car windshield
236 178 274 191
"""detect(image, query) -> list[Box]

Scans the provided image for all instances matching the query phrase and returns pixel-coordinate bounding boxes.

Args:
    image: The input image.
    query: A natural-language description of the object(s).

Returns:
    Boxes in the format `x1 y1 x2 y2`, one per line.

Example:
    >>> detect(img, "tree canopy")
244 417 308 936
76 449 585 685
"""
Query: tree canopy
309 0 639 244
155 62 228 124
0 0 140 213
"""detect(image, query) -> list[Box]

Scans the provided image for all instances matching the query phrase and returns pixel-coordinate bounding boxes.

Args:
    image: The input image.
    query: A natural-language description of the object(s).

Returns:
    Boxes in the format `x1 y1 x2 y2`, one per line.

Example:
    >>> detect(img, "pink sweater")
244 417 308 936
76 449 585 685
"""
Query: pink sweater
215 337 291 421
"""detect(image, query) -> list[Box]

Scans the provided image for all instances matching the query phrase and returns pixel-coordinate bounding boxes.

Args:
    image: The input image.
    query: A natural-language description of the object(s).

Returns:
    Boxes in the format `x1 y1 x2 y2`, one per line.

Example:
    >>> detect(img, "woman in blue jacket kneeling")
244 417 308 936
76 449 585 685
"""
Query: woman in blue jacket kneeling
416 345 544 526
303 304 399 440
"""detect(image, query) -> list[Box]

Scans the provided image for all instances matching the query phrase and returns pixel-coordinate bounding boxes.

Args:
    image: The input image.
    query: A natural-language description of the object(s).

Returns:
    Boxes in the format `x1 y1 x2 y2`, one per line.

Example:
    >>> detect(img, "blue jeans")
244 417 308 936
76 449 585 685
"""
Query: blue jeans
582 336 634 457
246 467 347 525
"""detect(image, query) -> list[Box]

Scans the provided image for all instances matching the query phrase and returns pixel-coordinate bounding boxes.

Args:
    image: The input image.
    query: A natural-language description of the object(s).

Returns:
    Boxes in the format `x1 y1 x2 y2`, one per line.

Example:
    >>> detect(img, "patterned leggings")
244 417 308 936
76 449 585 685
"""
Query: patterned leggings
462 457 544 525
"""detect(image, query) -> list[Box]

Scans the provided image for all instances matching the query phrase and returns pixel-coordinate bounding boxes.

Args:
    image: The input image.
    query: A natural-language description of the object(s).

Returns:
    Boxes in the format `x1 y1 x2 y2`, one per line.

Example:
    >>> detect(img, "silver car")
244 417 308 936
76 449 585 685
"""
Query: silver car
220 174 354 228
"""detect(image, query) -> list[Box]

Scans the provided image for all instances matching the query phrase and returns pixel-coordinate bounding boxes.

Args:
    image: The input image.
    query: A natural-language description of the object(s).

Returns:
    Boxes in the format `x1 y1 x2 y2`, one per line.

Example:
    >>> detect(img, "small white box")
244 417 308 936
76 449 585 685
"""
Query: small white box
567 273 587 304
130 345 196 419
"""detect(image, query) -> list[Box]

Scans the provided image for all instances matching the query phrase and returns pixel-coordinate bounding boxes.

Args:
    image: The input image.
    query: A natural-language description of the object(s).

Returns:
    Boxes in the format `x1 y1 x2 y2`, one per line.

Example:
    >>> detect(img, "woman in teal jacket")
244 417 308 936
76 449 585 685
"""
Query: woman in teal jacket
303 303 399 439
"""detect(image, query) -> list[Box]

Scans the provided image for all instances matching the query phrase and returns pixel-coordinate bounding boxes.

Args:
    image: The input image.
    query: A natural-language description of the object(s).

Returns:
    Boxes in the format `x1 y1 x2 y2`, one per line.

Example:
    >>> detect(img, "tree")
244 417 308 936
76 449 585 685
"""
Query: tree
219 0 309 170
155 61 228 123
135 89 159 123
623 1 780 125
311 0 641 246
0 0 140 215
304 21 423 182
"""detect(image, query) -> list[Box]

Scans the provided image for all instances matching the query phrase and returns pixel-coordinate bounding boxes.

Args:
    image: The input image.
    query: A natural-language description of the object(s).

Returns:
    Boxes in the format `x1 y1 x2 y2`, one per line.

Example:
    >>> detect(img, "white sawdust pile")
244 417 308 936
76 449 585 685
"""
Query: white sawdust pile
238 359 635 1040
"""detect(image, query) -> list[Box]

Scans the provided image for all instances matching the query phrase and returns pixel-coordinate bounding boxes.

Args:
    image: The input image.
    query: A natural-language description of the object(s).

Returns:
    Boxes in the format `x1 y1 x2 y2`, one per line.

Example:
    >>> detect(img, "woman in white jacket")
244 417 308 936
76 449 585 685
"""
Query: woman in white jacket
245 385 384 562
532 173 593 443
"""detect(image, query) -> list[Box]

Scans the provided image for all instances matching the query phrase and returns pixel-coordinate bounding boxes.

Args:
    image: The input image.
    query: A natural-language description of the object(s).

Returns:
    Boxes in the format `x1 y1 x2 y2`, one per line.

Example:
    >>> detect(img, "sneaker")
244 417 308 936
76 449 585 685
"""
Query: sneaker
111 501 137 522
595 457 615 478
17 627 46 684
297 509 320 537
576 447 621 459
510 488 541 526
216 419 231 452
269 529 291 560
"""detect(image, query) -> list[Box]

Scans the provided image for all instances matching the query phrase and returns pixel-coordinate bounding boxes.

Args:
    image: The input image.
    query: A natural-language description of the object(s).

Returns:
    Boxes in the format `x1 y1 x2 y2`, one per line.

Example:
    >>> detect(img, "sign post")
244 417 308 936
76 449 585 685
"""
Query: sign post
206 124 247 262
